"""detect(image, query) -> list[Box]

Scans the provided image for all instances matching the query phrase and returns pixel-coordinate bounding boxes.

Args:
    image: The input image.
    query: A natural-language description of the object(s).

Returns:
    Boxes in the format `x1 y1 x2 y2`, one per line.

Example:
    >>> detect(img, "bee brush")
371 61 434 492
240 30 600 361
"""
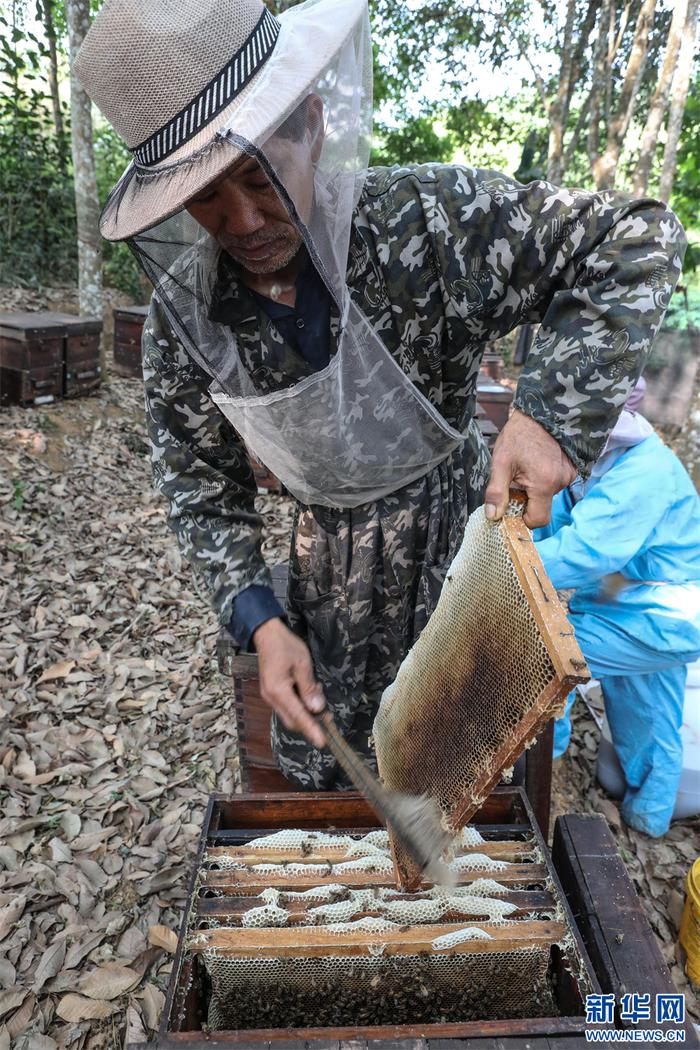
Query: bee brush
316 708 455 886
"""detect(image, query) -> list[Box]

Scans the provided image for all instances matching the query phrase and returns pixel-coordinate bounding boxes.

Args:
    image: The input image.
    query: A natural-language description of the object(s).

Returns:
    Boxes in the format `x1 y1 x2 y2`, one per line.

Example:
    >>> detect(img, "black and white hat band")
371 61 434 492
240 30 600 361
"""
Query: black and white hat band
131 7 281 168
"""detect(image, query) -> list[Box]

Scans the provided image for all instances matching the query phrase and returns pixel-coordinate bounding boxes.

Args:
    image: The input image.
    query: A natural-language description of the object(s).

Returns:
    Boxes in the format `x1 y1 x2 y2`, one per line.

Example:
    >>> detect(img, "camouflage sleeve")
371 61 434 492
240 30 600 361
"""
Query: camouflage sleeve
434 167 686 473
142 296 272 626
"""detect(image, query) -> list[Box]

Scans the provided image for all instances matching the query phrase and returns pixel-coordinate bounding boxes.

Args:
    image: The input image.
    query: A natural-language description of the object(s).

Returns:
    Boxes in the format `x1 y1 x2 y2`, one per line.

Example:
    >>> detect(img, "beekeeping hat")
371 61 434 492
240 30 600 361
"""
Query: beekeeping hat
73 0 370 240
72 0 404 512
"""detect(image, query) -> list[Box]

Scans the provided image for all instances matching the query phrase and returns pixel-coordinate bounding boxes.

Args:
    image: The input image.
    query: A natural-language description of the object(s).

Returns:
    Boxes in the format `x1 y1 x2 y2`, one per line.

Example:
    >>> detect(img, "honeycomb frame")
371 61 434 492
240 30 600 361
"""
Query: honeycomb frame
373 494 589 889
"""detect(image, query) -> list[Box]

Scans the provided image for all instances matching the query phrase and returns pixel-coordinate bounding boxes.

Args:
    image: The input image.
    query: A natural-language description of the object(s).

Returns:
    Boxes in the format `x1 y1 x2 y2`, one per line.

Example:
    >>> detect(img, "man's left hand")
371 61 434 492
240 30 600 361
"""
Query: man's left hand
483 409 577 529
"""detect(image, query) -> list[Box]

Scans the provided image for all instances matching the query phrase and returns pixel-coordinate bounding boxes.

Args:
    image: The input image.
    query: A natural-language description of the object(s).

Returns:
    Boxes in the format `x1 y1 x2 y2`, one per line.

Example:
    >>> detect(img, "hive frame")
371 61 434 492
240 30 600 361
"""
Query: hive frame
447 506 589 827
376 494 590 890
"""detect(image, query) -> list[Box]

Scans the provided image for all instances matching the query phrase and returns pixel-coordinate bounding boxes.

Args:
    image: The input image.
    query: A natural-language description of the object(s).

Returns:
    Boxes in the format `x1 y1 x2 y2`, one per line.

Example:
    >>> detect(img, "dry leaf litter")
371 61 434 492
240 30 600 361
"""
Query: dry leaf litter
1 287 699 1044
0 285 294 1048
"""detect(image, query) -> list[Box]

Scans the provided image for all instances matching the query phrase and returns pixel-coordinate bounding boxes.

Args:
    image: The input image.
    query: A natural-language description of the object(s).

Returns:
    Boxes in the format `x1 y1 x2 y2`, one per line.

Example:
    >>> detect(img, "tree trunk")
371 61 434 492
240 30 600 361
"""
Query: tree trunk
592 0 657 189
586 0 611 177
546 0 576 182
38 0 65 154
631 0 689 195
65 0 103 320
659 0 700 200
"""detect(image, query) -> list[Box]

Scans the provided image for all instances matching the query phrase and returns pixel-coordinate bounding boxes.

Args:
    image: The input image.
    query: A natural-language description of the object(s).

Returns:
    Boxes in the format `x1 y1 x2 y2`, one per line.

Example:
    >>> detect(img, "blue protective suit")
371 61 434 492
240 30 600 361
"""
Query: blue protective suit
535 431 700 837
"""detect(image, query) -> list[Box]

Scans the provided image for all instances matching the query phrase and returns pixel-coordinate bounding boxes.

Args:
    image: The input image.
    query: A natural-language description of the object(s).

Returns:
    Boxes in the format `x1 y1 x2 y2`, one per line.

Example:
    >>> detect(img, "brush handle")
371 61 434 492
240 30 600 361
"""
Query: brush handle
317 709 390 817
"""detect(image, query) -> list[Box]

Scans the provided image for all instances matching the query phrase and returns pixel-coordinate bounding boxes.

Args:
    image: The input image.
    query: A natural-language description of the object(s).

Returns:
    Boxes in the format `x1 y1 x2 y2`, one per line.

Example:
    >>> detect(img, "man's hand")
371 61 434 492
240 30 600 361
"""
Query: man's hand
252 618 327 749
483 409 577 529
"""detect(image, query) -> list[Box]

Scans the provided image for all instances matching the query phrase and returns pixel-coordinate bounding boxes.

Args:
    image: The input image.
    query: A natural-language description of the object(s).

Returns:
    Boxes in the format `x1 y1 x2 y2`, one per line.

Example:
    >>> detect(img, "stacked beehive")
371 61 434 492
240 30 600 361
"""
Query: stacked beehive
0 311 102 406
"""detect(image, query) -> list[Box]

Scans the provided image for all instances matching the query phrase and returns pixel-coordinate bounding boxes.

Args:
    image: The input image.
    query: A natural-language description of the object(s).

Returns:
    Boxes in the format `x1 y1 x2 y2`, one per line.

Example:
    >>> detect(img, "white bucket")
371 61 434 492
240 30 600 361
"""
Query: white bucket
595 660 700 820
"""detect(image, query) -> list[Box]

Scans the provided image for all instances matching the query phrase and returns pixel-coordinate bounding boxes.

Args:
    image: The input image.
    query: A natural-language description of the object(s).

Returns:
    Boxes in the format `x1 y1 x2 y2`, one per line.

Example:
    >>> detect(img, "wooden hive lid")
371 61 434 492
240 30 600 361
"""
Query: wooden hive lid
0 311 102 340
113 305 151 322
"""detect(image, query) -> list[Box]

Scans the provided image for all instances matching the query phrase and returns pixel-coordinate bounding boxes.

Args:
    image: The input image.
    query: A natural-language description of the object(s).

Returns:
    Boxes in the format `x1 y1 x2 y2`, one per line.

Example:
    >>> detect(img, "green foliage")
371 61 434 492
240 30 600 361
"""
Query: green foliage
93 122 142 297
0 2 141 295
662 287 700 333
0 9 76 286
371 115 454 166
0 0 698 292
669 74 700 281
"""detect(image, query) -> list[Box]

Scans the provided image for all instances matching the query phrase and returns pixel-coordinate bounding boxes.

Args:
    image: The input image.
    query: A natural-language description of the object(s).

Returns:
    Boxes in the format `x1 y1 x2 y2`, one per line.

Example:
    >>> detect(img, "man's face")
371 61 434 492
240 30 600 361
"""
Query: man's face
185 135 316 277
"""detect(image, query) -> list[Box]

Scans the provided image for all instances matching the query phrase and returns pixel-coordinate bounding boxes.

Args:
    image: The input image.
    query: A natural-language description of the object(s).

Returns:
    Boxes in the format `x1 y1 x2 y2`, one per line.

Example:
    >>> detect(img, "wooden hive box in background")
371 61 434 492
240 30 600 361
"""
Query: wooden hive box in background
480 348 506 382
476 373 514 431
113 305 150 378
64 320 103 398
0 311 102 406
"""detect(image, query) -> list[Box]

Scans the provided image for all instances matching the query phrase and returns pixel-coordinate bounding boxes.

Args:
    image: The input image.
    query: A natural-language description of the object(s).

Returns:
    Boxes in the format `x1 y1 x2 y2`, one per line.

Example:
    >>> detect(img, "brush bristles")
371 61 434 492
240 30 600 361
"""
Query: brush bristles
388 793 456 887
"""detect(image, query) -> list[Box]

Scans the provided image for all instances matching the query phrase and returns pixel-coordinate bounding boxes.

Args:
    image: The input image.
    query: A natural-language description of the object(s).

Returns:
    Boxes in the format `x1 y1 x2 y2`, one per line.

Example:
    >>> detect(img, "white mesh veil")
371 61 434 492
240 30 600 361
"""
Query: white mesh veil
113 0 465 508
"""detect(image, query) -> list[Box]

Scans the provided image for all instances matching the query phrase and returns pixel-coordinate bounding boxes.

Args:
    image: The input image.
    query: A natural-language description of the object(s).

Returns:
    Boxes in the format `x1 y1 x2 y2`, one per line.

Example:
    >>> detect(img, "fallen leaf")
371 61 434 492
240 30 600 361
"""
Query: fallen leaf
5 992 35 1039
15 1037 57 1050
0 896 25 943
141 983 164 1031
79 962 140 1000
0 990 26 1021
48 838 72 863
76 857 107 890
0 960 16 990
56 995 117 1022
59 812 81 842
147 925 177 954
12 753 35 779
116 926 147 959
32 939 66 993
123 1003 147 1047
36 660 76 684
128 946 164 982
136 866 182 896
64 931 106 971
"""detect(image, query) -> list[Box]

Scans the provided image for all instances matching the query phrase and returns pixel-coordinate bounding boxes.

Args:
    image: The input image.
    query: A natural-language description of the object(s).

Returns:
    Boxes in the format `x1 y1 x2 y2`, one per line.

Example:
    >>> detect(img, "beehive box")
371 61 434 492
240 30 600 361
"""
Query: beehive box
0 311 102 405
475 376 513 431
151 789 603 1045
113 305 150 378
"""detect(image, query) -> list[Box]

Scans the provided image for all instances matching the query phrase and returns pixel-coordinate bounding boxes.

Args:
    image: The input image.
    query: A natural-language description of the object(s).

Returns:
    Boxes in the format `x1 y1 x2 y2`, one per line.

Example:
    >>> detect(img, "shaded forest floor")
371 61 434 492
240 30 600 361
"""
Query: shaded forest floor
0 377 293 1047
1 294 699 1043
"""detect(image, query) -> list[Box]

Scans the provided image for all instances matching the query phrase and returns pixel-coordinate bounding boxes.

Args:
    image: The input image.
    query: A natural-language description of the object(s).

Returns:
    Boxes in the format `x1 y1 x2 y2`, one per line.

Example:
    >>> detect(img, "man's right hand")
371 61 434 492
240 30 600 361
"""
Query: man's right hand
252 618 327 749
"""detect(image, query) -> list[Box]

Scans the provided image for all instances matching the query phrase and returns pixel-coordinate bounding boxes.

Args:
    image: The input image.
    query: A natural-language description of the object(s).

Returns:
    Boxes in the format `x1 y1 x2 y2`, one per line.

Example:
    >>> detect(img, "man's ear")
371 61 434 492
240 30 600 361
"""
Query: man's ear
306 93 325 163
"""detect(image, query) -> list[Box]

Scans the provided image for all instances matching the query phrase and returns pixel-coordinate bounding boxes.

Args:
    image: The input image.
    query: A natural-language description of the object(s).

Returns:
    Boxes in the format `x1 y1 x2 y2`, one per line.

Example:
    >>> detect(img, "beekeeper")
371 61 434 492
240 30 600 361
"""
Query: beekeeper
535 378 700 837
75 0 685 789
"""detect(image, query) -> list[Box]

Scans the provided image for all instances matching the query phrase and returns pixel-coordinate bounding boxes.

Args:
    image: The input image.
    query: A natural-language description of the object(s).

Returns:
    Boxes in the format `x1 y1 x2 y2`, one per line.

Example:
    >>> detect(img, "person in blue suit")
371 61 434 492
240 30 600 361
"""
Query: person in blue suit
534 378 700 837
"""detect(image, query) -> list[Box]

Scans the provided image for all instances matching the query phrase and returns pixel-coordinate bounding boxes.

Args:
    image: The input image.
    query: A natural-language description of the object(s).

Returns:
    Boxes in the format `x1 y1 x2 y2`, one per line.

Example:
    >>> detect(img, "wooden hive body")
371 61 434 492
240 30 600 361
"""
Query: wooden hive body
0 310 102 405
113 305 150 379
150 790 603 1044
135 791 694 1048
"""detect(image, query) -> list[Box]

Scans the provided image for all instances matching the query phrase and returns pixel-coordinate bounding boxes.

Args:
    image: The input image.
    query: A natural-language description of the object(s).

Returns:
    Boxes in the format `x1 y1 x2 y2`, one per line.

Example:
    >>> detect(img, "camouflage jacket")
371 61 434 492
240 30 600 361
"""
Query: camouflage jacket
142 163 686 627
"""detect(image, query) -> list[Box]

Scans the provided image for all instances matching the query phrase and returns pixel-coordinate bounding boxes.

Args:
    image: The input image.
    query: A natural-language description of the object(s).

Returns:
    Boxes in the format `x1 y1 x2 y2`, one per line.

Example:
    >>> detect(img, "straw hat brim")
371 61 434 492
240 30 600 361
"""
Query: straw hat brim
100 0 367 241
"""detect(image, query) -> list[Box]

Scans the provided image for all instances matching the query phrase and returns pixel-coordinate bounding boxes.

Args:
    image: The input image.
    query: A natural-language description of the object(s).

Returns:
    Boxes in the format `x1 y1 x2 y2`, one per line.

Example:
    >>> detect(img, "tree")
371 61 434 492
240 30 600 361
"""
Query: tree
631 0 690 194
368 0 699 198
0 3 76 285
65 0 102 319
659 0 700 200
586 0 658 189
36 0 65 161
497 0 599 182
